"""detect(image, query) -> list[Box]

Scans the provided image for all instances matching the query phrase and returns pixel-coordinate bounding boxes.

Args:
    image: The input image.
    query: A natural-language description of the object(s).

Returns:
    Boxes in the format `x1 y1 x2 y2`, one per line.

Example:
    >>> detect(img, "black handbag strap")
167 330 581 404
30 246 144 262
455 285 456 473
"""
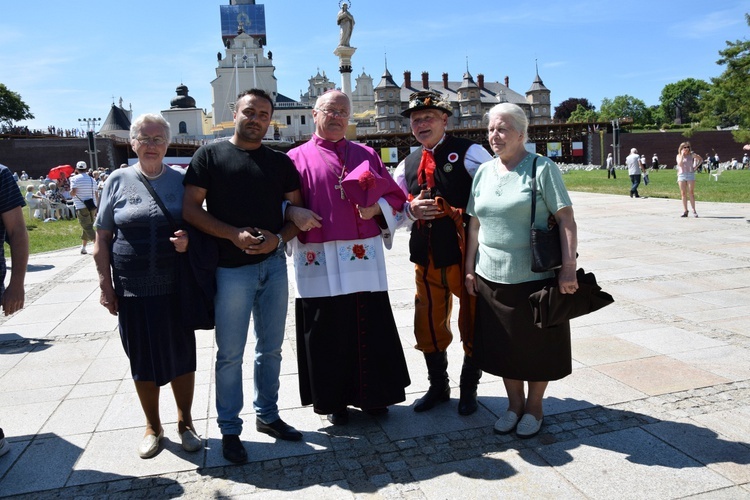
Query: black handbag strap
529 156 540 229
133 165 179 233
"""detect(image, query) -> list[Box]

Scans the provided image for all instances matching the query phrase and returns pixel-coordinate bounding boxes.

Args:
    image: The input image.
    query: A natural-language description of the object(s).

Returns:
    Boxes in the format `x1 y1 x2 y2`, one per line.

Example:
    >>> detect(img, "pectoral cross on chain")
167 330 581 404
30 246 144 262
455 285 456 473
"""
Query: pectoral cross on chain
335 183 346 199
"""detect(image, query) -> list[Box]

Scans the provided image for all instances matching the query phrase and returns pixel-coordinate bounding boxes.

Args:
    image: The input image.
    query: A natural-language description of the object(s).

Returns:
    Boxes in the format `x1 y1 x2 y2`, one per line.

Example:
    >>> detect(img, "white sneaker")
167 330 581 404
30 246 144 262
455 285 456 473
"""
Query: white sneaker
493 410 521 434
80 246 87 254
516 413 543 438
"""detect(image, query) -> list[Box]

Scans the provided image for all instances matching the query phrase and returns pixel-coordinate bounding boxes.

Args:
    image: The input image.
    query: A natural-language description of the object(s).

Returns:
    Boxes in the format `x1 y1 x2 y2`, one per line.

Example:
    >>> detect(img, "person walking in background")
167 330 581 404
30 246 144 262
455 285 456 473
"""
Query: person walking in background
0 163 30 457
70 161 98 254
625 148 644 198
606 153 615 179
652 154 659 170
464 102 578 439
93 114 201 459
393 90 493 416
676 142 702 218
742 152 748 169
183 89 304 464
285 90 410 425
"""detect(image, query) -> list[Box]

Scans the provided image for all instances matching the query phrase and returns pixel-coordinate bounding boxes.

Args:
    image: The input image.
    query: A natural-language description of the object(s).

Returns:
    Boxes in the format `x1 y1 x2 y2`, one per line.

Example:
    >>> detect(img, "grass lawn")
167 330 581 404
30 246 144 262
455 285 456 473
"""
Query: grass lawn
7 168 750 256
561 168 750 203
22 212 83 254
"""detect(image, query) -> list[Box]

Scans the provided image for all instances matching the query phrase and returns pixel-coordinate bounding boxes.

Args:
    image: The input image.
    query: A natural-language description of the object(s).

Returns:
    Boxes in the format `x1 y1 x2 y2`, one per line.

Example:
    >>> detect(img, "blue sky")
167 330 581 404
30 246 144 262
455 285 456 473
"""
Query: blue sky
2 0 748 132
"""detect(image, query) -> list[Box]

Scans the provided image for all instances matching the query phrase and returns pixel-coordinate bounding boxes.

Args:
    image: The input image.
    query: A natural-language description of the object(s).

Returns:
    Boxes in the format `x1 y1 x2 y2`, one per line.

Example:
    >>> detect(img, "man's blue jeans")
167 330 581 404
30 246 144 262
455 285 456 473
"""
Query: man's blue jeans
214 250 288 435
630 174 641 197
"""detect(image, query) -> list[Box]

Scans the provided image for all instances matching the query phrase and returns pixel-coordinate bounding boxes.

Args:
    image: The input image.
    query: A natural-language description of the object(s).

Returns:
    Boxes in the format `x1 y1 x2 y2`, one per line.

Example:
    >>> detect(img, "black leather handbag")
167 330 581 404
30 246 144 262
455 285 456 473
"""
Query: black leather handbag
529 157 563 273
134 169 216 330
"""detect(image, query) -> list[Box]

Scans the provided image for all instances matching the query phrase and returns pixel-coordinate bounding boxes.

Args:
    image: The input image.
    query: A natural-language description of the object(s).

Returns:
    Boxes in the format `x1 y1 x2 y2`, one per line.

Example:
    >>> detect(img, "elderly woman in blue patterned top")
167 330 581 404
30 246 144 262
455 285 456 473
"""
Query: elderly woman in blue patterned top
464 102 578 439
93 113 201 459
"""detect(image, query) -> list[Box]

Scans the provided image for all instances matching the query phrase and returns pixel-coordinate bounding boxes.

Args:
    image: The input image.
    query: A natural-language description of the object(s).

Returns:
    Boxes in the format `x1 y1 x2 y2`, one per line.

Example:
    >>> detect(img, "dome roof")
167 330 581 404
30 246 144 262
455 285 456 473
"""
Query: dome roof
170 84 196 109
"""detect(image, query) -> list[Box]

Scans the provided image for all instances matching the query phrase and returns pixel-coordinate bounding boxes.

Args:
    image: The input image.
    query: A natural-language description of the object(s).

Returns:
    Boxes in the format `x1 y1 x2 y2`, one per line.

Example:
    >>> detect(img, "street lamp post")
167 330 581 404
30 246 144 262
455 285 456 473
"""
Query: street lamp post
78 118 102 171
611 118 621 166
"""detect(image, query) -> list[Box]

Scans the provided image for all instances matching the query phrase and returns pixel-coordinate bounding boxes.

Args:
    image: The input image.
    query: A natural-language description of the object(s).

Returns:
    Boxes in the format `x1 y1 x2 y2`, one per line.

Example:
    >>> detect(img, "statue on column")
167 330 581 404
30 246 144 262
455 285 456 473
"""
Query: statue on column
337 1 355 47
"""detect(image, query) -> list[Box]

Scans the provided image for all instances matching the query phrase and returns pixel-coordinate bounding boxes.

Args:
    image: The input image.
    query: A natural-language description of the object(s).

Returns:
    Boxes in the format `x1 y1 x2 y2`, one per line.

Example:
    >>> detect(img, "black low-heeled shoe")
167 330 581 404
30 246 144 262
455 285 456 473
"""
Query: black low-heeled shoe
681 211 688 218
327 409 350 425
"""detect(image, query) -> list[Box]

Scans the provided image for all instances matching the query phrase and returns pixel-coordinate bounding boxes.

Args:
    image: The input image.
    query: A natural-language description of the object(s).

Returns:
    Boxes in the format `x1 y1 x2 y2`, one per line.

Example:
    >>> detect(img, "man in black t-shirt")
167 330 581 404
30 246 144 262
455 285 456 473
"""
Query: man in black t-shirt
183 89 304 464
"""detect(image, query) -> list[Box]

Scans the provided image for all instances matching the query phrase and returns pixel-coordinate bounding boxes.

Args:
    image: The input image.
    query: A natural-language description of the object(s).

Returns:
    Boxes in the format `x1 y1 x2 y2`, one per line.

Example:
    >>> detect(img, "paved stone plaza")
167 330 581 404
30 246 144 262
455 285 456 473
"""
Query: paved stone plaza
1 191 749 499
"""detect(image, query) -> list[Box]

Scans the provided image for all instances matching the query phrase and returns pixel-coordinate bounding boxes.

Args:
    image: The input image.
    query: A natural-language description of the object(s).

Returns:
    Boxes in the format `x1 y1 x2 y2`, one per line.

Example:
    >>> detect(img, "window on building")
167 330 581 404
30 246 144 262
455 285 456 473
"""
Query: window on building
389 121 395 129
462 91 467 99
301 116 306 125
471 105 476 113
535 107 539 114
542 107 547 115
286 116 291 125
179 121 187 134
380 106 385 114
389 91 393 98
471 119 477 127
389 106 394 114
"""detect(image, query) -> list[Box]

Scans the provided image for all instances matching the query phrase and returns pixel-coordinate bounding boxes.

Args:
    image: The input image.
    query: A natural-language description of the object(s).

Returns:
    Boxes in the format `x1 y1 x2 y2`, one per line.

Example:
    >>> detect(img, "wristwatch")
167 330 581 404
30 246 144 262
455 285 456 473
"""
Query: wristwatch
275 233 285 250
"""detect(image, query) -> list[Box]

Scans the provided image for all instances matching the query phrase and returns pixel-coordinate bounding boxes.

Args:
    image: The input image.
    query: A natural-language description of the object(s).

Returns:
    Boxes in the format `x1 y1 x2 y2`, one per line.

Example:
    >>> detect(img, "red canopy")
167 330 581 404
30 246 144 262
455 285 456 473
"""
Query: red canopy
48 165 74 181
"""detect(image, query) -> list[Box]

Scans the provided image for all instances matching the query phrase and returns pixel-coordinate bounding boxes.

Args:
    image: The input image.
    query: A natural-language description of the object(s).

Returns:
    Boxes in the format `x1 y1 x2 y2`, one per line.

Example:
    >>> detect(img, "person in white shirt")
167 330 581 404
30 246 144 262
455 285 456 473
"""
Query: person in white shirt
625 148 644 198
70 161 99 254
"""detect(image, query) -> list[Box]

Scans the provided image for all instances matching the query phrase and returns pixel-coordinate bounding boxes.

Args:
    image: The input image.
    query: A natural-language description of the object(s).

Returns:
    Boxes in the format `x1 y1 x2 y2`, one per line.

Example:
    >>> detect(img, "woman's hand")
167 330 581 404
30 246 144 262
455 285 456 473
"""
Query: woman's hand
99 286 119 315
557 265 578 294
170 229 188 253
554 206 578 294
465 273 478 296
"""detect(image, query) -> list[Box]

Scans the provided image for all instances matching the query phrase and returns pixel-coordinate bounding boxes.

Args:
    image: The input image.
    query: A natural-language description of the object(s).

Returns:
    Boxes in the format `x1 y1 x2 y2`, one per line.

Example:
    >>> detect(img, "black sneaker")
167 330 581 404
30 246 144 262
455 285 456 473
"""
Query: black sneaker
0 428 8 458
221 434 247 464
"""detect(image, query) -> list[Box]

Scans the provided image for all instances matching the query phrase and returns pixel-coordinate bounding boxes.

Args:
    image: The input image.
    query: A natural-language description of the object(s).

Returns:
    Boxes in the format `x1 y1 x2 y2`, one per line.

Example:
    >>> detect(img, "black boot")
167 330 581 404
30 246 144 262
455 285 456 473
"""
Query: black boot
457 354 482 416
413 351 450 412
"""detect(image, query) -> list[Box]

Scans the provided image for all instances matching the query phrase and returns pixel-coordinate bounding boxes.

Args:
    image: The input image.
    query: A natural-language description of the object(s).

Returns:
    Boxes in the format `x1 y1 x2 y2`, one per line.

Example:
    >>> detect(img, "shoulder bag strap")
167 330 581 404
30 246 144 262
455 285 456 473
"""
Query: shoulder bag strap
529 156 539 229
133 166 179 233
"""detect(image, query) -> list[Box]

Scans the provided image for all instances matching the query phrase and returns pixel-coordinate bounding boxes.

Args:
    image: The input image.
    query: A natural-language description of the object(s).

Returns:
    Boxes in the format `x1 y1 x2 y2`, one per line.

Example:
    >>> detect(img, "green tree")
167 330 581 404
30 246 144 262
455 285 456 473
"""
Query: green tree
599 95 649 125
659 78 710 124
699 13 750 143
567 104 600 123
648 105 667 128
0 83 34 127
554 97 595 122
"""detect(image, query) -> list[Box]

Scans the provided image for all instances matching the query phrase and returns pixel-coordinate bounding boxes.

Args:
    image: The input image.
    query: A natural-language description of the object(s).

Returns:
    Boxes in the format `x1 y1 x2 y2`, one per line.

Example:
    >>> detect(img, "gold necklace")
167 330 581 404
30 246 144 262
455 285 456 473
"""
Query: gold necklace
315 141 349 199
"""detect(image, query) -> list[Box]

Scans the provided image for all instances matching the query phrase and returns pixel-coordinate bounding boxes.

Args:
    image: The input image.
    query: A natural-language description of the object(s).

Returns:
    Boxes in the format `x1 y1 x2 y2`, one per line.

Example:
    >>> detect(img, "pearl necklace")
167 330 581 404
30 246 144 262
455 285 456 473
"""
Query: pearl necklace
137 163 165 180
